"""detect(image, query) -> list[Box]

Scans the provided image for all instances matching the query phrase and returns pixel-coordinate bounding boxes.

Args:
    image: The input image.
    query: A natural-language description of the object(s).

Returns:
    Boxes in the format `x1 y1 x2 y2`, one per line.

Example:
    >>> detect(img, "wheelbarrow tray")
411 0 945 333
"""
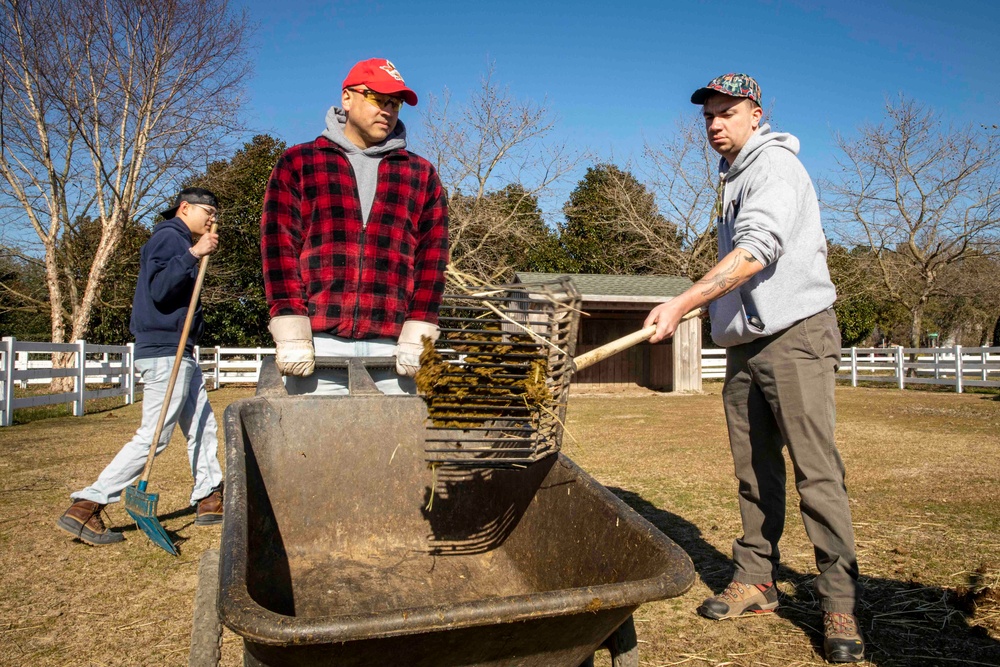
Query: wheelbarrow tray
219 393 694 667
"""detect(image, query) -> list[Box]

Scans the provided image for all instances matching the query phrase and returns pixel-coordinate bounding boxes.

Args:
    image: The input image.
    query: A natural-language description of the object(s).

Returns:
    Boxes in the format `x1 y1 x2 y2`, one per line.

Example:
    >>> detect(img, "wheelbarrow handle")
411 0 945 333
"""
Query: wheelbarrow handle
573 308 703 373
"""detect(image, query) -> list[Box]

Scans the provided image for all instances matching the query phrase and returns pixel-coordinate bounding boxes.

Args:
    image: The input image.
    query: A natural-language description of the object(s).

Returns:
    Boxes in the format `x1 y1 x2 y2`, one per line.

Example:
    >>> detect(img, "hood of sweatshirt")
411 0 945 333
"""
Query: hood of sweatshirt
723 123 799 178
321 106 407 156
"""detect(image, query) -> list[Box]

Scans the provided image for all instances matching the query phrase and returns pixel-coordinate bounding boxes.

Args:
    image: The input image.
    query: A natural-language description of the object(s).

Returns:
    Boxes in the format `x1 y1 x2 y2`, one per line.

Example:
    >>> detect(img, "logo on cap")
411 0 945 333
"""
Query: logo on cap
379 60 405 83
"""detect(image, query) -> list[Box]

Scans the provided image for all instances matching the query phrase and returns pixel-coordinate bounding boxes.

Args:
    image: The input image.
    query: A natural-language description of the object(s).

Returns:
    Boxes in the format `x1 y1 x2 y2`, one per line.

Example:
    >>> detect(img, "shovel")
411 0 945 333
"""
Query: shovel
124 222 217 556
573 307 704 372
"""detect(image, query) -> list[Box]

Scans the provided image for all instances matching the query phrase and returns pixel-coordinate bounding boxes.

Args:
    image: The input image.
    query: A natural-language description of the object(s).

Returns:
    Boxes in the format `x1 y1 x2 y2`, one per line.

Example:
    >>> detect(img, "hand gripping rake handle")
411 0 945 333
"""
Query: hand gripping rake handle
574 308 704 372
134 223 217 492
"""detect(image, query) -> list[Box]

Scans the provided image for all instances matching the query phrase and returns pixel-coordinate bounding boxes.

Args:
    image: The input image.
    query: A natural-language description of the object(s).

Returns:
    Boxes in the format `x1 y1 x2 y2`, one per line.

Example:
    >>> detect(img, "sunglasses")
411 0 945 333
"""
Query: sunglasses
348 88 404 112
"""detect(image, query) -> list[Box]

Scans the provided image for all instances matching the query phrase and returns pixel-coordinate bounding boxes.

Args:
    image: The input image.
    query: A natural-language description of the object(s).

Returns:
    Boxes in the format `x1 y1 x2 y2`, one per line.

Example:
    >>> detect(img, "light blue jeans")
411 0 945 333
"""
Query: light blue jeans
283 334 416 396
72 356 223 506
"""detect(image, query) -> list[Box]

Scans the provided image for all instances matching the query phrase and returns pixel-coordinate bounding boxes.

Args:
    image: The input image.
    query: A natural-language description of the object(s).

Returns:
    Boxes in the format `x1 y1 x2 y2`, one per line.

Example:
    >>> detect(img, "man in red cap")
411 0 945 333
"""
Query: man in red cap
261 58 448 394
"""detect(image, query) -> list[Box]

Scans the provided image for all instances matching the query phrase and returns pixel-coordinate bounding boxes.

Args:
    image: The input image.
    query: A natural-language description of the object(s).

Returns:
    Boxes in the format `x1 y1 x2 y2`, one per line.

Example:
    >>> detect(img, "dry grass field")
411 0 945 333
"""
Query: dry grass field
1 382 998 666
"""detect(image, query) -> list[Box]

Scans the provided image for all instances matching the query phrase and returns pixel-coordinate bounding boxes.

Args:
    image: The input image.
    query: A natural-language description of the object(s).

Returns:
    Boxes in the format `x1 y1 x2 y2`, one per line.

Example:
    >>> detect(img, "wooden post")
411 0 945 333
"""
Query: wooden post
214 346 221 389
126 343 135 405
671 316 702 392
1 337 13 427
955 345 963 394
850 347 857 387
896 346 904 390
74 339 86 416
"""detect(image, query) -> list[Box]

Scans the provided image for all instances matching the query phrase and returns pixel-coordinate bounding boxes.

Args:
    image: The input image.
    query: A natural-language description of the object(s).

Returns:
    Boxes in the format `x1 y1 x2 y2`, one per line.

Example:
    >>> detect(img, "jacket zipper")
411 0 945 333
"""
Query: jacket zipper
346 152 400 338
347 159 366 339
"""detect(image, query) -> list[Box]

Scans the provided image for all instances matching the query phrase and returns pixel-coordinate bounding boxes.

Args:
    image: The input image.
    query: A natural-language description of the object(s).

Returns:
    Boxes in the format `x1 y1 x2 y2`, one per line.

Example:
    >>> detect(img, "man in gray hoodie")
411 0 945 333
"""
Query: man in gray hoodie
261 58 449 395
644 74 863 663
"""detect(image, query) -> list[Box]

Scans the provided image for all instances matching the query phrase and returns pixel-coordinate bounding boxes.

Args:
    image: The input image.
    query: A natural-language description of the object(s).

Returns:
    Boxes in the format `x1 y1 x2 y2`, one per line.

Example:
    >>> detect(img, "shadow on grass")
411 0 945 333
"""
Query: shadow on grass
608 486 1000 667
112 504 199 553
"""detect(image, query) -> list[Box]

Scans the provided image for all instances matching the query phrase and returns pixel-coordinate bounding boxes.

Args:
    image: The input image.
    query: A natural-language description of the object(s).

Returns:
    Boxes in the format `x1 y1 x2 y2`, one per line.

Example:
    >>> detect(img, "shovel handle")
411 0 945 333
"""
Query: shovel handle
135 223 217 486
574 308 703 373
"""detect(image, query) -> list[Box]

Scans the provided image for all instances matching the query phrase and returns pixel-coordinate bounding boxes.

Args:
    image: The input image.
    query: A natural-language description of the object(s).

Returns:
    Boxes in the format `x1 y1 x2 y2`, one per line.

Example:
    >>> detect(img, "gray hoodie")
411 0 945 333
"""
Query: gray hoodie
321 107 407 225
708 123 837 347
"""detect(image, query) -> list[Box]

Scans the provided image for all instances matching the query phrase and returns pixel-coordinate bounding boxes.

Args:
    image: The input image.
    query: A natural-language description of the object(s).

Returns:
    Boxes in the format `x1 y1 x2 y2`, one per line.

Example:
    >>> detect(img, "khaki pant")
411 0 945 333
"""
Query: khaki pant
722 308 859 613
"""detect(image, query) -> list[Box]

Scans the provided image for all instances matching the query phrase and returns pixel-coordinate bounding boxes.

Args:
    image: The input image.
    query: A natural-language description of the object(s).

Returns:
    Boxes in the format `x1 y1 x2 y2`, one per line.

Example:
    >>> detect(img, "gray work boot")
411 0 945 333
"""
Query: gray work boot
57 500 125 546
697 580 779 620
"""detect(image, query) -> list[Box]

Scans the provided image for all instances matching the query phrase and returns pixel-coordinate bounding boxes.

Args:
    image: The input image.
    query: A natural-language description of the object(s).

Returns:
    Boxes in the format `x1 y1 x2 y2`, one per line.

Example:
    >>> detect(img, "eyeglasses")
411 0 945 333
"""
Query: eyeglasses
190 203 218 218
348 88 404 112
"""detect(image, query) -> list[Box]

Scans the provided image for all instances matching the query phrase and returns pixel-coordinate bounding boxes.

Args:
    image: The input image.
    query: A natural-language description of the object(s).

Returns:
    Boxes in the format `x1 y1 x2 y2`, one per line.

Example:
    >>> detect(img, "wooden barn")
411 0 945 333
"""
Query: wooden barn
514 272 702 392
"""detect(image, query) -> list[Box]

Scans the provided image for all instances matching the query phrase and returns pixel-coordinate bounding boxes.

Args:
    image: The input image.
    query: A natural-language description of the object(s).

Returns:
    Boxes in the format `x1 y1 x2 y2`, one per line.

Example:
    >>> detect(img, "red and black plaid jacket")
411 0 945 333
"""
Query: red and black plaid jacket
261 136 449 339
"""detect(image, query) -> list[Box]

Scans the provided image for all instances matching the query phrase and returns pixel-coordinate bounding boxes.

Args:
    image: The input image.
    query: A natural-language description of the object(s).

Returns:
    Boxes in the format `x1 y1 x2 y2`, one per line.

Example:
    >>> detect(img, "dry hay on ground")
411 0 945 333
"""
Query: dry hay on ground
1 383 999 665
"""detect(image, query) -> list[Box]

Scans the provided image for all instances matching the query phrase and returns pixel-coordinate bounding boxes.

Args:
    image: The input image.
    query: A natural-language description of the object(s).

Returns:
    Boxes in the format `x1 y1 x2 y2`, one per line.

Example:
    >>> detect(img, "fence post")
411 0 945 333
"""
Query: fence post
74 339 86 416
214 346 221 388
126 343 135 405
256 347 262 382
955 345 963 394
982 350 988 382
850 347 857 387
1 336 13 427
16 349 28 388
896 346 904 389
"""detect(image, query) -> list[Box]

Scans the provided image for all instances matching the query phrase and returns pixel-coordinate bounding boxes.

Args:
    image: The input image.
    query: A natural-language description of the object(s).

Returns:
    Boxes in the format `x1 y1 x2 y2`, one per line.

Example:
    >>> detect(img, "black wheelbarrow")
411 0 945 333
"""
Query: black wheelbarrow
191 356 695 667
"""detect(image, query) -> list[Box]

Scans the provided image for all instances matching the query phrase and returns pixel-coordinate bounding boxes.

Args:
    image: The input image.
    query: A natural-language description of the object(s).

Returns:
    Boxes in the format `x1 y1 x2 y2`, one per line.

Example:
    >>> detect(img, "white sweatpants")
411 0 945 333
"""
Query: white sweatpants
72 356 223 506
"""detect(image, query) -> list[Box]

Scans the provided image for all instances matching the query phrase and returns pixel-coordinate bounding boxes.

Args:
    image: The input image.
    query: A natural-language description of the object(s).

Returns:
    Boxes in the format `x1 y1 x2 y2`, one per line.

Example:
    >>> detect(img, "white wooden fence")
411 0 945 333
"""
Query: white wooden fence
2 337 998 426
1 337 136 427
838 346 1000 391
0 337 274 427
702 345 1000 391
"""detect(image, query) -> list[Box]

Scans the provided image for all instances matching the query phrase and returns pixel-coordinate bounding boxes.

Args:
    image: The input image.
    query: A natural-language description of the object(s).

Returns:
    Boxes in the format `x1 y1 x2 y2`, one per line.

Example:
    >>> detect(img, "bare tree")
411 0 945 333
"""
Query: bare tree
641 112 721 280
825 96 1000 347
0 0 252 378
417 64 582 281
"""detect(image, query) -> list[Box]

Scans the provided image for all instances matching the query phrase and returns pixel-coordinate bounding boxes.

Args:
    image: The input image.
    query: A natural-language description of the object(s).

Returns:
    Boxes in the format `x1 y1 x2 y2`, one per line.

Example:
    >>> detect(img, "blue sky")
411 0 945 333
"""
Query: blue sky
239 0 999 221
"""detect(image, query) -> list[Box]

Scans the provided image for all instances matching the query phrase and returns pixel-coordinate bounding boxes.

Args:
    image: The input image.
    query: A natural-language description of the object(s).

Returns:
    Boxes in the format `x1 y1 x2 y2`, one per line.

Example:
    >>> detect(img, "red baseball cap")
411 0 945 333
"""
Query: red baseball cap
342 58 418 106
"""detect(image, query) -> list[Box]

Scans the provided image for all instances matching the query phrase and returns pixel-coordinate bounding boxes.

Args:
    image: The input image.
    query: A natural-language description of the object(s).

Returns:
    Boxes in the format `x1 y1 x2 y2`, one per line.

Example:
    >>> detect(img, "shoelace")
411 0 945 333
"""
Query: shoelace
90 506 109 532
721 581 751 602
825 612 858 636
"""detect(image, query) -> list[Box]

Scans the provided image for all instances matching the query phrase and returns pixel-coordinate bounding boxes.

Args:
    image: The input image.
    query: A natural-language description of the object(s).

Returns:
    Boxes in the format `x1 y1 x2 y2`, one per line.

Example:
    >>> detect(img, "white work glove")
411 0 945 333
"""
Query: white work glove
395 320 439 377
268 315 315 377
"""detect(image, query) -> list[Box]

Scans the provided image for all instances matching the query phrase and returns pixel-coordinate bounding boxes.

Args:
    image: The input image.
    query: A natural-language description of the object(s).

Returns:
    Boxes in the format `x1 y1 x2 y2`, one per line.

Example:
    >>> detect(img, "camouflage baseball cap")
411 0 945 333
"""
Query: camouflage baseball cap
690 73 761 106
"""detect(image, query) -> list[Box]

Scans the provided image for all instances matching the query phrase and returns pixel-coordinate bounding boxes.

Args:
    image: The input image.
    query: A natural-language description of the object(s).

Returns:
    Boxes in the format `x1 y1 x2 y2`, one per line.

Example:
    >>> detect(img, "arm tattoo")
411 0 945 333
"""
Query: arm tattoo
695 252 759 299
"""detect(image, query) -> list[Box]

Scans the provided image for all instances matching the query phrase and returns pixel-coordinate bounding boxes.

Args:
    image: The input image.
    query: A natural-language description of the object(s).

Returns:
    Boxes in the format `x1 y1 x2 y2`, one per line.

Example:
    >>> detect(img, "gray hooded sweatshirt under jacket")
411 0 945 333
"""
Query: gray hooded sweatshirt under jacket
708 123 837 347
322 107 407 225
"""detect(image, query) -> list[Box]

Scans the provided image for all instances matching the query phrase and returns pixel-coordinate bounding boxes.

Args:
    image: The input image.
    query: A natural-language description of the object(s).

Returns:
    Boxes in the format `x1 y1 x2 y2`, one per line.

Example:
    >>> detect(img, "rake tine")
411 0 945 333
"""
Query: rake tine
124 484 178 556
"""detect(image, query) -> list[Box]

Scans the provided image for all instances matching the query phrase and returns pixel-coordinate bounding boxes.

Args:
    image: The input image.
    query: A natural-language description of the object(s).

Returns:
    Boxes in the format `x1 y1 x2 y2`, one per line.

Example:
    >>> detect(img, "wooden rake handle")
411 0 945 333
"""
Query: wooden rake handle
573 308 704 373
135 223 217 487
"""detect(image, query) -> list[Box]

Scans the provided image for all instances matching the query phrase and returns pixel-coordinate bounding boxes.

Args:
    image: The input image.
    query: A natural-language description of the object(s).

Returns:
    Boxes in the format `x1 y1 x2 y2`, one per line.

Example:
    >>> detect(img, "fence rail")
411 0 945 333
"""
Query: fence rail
1 337 136 427
2 338 998 426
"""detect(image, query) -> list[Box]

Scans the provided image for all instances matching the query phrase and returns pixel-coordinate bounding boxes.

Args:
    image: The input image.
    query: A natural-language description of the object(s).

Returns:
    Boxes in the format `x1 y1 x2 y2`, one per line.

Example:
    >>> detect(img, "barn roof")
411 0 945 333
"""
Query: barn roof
514 272 693 303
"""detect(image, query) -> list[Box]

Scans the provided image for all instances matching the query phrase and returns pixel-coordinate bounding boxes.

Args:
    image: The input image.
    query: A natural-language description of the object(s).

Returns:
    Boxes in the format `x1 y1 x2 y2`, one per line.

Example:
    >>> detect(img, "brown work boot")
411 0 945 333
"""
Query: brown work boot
195 483 223 526
697 580 779 620
823 612 865 663
56 500 125 546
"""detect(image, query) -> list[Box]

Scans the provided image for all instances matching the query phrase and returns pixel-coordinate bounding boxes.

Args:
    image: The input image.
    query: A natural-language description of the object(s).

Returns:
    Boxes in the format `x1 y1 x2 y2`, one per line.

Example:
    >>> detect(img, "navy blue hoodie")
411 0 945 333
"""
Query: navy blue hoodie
130 218 204 359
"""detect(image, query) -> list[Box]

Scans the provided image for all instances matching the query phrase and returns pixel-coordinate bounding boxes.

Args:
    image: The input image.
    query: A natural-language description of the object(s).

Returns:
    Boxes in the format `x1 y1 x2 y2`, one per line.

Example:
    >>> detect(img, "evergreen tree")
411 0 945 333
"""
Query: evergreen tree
560 164 681 274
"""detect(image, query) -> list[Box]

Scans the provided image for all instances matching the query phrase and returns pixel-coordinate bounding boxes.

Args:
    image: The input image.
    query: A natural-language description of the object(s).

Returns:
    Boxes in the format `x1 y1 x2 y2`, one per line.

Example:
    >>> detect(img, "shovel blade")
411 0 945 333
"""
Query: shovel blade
124 485 178 556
